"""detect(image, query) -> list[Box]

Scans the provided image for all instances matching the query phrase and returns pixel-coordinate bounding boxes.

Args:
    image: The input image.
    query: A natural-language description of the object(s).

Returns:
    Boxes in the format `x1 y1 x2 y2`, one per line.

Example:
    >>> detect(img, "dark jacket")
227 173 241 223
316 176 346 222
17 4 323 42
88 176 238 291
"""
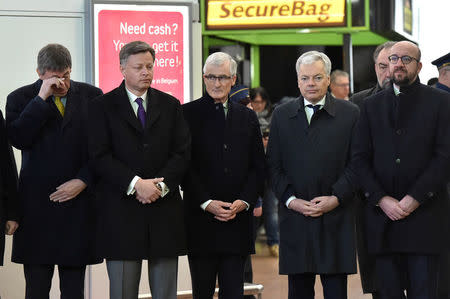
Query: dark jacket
353 79 450 254
267 94 359 274
89 81 190 259
6 79 102 266
182 93 265 256
0 110 18 266
351 84 382 110
350 84 385 293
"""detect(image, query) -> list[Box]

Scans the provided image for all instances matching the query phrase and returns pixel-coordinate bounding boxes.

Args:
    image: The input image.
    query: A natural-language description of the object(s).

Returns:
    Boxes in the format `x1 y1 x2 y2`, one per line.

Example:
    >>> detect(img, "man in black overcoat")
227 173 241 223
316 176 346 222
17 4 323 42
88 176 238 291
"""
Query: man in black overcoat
89 41 190 299
267 51 359 299
182 52 265 299
0 110 18 266
350 41 395 299
431 51 450 299
6 43 103 298
353 41 450 298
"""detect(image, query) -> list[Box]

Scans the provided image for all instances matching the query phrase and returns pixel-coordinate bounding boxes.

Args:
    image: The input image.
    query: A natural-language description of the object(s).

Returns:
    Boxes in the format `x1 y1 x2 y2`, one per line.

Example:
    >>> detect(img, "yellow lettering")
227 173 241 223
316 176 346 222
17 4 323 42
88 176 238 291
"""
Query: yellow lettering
318 4 331 22
270 5 278 16
246 6 255 17
220 3 230 18
233 6 244 17
292 1 305 16
279 5 290 16
306 4 317 15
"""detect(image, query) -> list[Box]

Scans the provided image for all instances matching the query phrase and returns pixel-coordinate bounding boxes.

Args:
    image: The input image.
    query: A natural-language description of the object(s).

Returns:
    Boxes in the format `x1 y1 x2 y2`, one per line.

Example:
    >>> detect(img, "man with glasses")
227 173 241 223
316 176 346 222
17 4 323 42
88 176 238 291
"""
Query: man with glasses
350 41 396 299
182 52 265 298
267 51 359 299
353 40 450 298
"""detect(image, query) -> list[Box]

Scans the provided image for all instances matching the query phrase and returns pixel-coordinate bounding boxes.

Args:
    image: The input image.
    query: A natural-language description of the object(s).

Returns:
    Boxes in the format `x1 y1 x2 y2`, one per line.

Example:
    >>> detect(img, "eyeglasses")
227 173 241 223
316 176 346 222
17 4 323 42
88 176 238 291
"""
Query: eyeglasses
388 55 419 65
204 74 232 83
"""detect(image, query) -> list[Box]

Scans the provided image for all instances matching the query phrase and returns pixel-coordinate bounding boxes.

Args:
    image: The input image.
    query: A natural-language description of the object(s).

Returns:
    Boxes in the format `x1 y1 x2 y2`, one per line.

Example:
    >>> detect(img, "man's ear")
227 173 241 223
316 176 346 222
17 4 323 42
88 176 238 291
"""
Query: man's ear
36 68 44 79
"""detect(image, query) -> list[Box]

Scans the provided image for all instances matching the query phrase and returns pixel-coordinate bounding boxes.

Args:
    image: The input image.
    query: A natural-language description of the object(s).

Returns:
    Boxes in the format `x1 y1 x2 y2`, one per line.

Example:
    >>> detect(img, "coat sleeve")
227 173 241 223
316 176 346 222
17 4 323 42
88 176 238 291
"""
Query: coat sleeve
352 100 388 206
267 108 295 204
408 95 450 203
88 97 136 193
0 110 19 221
155 101 191 193
237 111 265 207
6 91 54 150
332 106 360 205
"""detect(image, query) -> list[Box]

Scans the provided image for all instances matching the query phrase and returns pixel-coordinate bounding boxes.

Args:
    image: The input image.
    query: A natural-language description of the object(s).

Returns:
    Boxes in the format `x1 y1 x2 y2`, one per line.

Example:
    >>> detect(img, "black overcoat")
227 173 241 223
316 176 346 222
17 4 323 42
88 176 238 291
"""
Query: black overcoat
89 81 190 259
182 93 265 256
350 84 382 293
0 110 18 266
352 79 450 254
267 94 359 274
6 79 103 266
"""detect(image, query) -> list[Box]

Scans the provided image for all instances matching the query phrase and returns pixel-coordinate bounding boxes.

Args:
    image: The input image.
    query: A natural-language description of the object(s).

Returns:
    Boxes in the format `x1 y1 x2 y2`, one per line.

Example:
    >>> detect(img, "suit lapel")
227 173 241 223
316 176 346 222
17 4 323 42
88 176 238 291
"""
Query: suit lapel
288 98 309 137
146 88 161 129
114 82 143 132
61 81 78 130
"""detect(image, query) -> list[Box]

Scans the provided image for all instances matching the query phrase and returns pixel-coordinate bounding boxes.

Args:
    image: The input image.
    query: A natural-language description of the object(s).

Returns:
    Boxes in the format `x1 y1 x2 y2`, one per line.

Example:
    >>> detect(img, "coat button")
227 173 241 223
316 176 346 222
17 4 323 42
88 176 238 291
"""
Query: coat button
216 106 219 110
427 191 434 197
395 158 401 164
396 129 402 135
224 144 228 150
224 167 228 173
364 192 370 198
143 143 149 149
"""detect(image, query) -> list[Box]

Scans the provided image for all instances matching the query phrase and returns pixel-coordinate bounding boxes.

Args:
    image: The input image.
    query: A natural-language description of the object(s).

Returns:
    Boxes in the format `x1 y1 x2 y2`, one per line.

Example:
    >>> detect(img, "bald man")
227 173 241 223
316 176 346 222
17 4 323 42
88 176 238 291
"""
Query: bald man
352 41 450 298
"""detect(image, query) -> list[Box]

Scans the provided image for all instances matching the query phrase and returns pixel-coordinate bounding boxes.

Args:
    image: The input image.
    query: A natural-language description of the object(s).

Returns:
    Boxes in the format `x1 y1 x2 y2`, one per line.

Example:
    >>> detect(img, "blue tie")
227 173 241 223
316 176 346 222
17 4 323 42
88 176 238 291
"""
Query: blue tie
306 104 321 114
135 98 146 127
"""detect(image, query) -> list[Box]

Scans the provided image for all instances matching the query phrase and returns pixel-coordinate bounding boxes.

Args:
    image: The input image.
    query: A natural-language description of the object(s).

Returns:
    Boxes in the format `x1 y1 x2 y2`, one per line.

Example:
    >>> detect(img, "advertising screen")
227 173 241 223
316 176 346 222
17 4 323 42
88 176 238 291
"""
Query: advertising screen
94 3 191 103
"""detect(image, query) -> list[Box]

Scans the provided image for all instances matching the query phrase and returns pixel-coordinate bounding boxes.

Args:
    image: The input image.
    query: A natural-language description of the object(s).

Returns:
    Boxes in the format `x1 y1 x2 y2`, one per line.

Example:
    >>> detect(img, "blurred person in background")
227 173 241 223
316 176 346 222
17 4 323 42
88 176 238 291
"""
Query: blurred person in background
329 70 350 100
249 87 279 257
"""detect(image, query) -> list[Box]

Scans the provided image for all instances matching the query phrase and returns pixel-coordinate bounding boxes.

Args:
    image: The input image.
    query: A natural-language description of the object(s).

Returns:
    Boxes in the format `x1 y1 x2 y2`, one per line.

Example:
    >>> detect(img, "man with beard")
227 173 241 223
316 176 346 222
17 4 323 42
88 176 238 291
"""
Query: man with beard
351 41 396 109
353 41 450 298
350 41 395 299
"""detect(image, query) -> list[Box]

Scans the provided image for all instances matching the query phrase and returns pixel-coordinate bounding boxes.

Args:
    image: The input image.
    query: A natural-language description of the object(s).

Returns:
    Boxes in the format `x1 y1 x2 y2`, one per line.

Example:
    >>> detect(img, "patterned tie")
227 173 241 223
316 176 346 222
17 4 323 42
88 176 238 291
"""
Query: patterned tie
54 96 65 116
306 104 321 114
135 97 146 127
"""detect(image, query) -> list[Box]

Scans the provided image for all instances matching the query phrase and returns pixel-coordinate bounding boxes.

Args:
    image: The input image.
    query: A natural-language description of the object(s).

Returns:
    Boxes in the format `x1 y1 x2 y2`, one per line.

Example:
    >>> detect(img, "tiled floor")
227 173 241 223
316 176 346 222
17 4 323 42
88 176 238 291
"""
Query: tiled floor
251 242 372 299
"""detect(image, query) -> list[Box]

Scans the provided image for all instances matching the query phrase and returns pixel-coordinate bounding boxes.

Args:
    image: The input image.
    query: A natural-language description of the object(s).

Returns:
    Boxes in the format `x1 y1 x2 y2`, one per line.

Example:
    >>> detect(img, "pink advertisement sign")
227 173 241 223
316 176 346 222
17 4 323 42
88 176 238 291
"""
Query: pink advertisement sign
94 4 190 103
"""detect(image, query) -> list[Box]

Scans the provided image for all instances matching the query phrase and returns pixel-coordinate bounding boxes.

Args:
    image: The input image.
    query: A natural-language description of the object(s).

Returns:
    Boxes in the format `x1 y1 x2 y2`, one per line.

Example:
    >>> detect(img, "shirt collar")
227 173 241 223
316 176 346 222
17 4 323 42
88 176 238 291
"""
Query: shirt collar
303 95 326 108
393 83 401 96
125 87 148 105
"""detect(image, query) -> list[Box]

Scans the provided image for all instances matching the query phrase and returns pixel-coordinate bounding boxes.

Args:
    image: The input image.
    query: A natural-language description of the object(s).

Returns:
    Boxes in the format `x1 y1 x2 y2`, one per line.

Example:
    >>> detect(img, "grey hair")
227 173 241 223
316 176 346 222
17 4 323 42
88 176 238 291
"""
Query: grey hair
373 41 396 63
296 51 332 76
203 52 237 76
37 44 72 75
119 41 155 66
330 69 349 84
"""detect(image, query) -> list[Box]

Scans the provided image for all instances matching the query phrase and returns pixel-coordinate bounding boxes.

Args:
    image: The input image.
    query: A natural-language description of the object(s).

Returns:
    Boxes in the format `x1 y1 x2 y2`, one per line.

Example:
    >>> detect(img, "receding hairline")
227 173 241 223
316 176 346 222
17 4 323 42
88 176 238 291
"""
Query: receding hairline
390 40 421 61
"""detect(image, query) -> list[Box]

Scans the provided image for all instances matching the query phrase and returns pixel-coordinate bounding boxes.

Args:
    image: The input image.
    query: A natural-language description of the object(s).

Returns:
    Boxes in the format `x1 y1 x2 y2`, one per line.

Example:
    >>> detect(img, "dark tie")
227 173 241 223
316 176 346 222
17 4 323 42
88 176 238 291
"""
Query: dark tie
306 104 321 114
135 97 146 127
